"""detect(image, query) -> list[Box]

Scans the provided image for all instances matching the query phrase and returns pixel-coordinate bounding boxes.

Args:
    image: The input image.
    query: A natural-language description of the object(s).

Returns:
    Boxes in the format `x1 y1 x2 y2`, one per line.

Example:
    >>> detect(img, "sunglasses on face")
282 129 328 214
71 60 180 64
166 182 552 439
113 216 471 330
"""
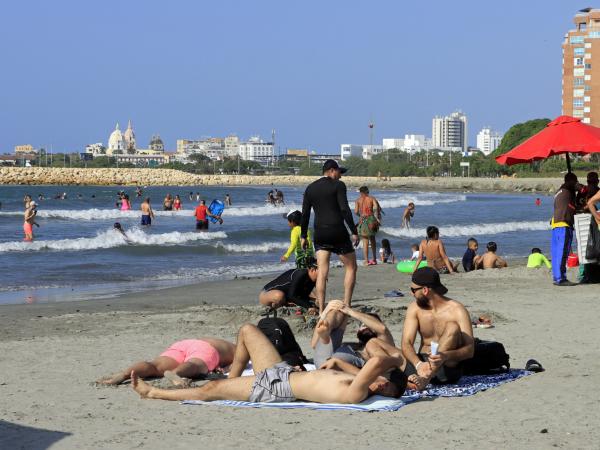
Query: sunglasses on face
410 286 424 294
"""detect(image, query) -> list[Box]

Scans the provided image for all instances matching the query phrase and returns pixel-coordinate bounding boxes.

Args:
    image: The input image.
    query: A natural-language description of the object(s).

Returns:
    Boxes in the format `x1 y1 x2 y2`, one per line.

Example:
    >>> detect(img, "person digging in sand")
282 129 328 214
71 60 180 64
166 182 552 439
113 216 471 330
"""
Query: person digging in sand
96 338 235 387
131 323 408 404
401 267 474 390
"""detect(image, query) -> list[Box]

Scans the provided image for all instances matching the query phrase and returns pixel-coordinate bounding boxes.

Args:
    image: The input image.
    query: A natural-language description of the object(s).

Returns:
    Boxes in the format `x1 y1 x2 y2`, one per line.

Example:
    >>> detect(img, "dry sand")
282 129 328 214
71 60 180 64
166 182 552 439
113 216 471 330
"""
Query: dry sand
1 264 598 449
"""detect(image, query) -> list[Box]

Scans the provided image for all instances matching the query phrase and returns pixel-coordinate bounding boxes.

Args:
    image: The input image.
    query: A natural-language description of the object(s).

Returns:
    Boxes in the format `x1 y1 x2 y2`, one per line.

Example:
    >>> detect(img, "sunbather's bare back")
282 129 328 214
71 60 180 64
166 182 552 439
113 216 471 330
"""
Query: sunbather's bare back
481 252 507 269
421 239 445 270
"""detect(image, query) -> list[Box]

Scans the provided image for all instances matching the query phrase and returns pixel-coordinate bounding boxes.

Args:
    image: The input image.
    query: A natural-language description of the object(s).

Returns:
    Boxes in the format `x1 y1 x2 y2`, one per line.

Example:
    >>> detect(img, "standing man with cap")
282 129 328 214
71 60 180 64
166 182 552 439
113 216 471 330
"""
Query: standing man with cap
401 267 474 390
551 173 579 286
300 159 359 313
281 209 314 269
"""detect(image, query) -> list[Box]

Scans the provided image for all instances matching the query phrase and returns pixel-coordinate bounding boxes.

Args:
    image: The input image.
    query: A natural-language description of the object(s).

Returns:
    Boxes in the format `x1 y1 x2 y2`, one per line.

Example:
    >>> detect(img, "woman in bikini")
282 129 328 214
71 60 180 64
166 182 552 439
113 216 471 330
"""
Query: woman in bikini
355 186 381 266
412 225 457 274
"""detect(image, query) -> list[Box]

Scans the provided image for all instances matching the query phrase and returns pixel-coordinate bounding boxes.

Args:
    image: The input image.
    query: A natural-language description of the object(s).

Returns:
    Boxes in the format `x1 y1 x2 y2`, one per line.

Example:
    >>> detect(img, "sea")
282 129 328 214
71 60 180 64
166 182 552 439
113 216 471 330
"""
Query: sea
0 184 553 305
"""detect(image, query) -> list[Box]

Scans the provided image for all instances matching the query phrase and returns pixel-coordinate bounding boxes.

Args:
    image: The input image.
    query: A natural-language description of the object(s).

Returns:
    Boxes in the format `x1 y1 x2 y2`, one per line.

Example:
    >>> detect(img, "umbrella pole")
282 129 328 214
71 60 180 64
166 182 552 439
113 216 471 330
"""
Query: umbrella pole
566 152 572 173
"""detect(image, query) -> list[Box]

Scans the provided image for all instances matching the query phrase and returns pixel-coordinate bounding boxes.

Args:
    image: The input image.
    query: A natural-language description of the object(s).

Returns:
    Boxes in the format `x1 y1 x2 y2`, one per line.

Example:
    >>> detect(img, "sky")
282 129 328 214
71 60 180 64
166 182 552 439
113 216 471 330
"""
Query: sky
0 0 581 154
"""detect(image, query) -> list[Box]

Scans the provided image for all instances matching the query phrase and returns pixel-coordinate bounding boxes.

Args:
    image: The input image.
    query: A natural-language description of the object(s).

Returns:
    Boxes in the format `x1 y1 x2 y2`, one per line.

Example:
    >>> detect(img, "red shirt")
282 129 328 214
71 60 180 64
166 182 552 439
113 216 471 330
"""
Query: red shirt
195 205 208 221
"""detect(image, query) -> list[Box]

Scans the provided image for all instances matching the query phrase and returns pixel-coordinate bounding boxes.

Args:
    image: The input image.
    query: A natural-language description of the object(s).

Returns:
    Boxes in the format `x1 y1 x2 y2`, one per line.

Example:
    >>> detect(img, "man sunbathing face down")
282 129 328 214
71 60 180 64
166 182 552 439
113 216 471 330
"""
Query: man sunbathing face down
401 268 474 391
97 338 236 387
131 323 408 404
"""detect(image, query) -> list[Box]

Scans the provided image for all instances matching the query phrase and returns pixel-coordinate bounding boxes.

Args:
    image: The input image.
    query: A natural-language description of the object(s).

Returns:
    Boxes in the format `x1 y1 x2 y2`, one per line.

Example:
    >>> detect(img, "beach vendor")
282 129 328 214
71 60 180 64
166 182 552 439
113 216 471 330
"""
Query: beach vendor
281 210 314 268
551 173 578 286
97 338 235 387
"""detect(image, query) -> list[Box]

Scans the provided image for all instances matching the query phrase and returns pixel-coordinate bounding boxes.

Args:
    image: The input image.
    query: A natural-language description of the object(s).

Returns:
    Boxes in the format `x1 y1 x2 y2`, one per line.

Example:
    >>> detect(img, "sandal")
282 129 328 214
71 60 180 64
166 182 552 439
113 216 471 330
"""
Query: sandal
525 359 545 373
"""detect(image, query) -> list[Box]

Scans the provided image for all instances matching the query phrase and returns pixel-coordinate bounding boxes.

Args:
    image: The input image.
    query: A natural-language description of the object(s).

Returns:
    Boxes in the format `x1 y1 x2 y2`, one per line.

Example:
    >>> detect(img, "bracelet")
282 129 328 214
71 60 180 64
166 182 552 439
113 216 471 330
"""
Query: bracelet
415 361 423 370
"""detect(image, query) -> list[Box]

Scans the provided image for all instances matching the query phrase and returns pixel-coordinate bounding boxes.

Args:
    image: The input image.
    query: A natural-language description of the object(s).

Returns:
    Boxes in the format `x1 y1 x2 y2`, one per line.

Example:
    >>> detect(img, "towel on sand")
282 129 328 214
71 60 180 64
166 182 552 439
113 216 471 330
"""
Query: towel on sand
182 370 531 412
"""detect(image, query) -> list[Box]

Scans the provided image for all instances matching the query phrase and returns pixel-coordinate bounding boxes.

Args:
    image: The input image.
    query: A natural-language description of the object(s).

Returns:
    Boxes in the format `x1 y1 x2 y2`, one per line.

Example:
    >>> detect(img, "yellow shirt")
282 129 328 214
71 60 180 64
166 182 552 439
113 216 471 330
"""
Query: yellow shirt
551 217 568 229
284 226 313 259
527 253 551 269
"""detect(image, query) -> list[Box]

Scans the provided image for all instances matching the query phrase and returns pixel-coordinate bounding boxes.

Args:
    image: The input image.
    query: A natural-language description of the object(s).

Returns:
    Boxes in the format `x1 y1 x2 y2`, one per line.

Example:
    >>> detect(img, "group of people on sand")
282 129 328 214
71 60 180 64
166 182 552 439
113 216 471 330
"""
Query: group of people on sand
98 159 479 406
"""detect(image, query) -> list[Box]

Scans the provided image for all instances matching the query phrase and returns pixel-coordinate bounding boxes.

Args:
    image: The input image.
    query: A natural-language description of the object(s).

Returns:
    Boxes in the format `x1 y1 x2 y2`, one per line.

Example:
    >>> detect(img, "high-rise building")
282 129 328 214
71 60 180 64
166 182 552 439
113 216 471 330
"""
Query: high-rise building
432 111 468 152
562 8 600 125
476 127 503 156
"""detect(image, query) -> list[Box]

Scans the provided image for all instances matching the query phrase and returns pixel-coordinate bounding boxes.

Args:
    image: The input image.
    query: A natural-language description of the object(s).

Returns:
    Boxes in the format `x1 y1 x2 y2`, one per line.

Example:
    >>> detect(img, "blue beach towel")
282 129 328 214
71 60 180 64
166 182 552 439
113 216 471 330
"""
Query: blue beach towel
182 370 532 412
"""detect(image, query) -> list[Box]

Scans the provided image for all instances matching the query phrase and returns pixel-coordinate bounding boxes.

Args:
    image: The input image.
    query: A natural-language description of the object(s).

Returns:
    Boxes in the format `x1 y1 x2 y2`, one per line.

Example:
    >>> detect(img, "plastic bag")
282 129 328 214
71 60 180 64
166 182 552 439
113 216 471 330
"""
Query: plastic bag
585 219 600 260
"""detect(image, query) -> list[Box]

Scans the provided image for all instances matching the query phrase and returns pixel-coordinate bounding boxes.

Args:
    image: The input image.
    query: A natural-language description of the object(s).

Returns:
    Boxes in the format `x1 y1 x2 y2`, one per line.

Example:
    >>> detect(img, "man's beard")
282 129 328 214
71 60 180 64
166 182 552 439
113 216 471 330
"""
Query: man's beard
416 295 431 309
357 328 377 345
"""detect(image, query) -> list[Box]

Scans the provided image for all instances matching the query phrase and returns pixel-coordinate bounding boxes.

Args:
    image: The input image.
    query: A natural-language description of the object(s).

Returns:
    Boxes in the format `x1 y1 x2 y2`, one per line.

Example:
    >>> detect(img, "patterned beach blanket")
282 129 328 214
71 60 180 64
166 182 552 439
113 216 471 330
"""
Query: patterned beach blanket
182 370 532 412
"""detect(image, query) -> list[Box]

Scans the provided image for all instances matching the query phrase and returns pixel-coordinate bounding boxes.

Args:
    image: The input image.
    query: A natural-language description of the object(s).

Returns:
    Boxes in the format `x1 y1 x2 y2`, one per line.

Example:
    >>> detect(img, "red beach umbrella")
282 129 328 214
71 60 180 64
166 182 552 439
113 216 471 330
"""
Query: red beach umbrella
495 115 600 172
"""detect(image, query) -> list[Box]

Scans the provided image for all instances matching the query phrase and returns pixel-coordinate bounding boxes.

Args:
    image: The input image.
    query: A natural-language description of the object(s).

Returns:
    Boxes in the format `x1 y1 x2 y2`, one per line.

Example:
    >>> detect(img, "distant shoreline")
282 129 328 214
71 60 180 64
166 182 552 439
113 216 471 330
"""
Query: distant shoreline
0 167 561 192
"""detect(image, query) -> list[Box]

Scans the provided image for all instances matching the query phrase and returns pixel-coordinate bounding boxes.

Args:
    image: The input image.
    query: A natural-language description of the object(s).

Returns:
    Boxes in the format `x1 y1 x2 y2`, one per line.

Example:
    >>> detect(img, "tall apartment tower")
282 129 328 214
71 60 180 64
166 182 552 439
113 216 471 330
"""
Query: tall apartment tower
432 111 468 152
562 8 600 125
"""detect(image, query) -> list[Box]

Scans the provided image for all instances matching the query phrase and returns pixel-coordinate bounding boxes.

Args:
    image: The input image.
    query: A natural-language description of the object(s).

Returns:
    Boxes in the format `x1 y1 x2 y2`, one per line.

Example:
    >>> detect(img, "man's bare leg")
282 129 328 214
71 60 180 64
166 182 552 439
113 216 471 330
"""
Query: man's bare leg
97 356 179 385
258 290 286 309
315 250 331 313
361 237 369 265
164 358 209 387
369 236 377 262
338 252 357 307
434 321 463 368
132 370 254 401
227 323 283 378
364 338 403 361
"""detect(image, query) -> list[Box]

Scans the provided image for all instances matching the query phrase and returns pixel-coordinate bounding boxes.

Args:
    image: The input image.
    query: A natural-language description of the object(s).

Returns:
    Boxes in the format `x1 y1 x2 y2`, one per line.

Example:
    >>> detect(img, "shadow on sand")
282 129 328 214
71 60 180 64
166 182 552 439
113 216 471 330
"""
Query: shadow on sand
0 420 71 450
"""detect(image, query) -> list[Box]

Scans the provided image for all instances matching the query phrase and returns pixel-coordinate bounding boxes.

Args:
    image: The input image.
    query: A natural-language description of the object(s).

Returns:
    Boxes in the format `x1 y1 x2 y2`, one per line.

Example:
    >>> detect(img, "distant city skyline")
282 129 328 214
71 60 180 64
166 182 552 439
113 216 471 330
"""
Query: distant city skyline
0 1 576 154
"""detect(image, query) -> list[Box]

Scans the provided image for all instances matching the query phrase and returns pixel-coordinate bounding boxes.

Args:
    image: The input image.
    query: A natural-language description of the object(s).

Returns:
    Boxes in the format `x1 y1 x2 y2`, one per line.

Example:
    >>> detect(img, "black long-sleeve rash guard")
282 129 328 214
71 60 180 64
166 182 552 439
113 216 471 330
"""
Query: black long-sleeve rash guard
300 176 357 239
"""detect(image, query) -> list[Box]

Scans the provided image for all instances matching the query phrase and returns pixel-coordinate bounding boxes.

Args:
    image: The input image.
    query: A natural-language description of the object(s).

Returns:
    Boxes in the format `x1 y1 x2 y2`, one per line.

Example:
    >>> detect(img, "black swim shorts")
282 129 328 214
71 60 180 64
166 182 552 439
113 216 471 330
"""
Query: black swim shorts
313 227 354 255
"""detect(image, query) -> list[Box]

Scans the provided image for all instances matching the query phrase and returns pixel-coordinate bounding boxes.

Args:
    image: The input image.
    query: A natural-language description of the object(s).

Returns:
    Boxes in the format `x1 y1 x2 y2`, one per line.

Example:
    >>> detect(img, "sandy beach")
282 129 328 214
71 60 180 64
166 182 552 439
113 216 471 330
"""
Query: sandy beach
1 263 598 449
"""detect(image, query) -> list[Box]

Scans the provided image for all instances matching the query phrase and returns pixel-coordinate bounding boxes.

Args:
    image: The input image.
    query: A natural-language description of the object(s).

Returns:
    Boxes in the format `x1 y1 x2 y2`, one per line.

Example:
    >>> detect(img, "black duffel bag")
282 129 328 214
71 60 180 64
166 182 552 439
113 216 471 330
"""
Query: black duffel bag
586 219 600 260
462 338 510 375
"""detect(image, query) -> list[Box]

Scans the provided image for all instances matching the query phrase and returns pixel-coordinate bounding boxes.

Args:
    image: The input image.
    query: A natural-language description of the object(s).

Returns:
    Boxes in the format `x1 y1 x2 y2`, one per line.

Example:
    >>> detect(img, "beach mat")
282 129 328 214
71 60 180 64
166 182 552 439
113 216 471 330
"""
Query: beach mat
182 370 532 412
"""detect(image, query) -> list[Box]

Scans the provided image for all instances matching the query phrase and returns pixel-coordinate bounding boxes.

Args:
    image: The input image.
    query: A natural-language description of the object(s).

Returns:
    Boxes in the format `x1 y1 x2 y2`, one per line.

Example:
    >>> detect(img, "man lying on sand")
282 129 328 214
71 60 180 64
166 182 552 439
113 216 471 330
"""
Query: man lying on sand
402 267 474 390
97 338 235 387
311 300 395 369
131 323 408 404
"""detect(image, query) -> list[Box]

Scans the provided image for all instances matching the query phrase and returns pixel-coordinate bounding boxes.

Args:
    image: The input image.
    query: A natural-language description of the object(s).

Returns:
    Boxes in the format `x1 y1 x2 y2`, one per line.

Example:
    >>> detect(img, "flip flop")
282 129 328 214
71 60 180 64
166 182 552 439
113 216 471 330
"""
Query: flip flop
384 289 405 298
525 359 545 373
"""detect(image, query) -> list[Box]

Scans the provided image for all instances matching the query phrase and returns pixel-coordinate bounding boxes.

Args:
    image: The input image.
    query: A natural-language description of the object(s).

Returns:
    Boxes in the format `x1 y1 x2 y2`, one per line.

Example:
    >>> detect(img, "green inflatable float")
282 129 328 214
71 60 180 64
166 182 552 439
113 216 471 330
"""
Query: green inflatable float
396 260 427 273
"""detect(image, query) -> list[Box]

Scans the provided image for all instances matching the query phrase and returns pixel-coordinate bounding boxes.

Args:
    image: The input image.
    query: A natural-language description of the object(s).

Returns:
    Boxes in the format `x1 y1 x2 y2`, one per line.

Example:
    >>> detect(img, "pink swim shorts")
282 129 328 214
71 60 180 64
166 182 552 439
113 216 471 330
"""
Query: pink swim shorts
23 222 33 235
160 339 220 371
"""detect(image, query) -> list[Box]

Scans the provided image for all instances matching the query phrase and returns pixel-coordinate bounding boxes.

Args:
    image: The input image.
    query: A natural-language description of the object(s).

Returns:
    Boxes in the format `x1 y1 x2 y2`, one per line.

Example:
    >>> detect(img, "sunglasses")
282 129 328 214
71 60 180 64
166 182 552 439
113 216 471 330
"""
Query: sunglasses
410 286 424 294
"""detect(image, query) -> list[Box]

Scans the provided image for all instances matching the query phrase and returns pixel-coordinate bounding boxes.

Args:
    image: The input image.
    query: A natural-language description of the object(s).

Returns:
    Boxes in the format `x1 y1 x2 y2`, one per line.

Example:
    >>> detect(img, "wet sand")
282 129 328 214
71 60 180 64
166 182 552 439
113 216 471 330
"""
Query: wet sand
1 264 599 449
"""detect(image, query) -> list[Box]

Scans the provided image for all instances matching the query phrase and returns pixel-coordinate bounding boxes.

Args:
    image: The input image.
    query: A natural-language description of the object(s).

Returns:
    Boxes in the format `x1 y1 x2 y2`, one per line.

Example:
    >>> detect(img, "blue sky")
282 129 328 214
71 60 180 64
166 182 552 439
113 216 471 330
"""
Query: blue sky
0 0 579 153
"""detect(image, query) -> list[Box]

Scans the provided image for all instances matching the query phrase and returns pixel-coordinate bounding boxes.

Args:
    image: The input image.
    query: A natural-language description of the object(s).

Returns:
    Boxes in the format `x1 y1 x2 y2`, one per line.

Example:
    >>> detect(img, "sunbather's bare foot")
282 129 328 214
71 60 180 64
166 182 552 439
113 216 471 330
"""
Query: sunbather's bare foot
131 371 153 398
95 372 128 385
408 374 429 391
315 319 331 343
164 370 191 387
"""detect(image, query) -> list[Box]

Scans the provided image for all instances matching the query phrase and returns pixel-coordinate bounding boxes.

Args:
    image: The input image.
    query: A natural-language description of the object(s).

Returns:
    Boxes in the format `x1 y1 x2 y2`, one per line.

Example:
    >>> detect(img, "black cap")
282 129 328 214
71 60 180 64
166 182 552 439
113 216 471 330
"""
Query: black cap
322 159 347 174
411 267 448 295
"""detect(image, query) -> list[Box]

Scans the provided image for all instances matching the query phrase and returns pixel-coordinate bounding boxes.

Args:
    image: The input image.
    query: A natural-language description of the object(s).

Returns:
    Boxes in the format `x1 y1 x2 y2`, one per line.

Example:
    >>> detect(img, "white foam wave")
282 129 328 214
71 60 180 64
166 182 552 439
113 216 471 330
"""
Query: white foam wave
145 261 295 282
378 195 466 209
224 203 300 217
0 229 227 253
217 241 289 253
380 221 550 238
0 208 194 221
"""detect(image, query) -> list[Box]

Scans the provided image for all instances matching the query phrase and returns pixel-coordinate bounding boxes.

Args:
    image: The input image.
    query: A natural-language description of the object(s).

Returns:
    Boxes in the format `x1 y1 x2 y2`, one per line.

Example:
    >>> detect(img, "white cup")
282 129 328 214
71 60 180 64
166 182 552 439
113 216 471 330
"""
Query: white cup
430 341 439 356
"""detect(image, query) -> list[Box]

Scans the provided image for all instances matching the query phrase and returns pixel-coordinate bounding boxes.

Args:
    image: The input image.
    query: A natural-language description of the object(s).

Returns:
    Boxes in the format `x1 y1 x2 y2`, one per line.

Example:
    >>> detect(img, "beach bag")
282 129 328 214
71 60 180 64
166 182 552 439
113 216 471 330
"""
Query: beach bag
462 339 510 375
586 220 600 260
257 318 307 367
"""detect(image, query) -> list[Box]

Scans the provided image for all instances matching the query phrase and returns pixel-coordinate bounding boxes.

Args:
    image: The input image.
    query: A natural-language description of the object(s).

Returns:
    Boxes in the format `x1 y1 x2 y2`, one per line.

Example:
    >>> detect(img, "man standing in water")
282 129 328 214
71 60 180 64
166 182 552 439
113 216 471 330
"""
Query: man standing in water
300 159 358 313
140 197 155 226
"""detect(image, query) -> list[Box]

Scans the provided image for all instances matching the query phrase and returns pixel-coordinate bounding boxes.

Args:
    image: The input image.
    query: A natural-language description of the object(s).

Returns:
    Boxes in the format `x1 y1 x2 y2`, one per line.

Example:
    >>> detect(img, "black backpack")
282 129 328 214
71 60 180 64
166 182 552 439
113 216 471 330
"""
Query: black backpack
257 317 308 367
462 338 510 375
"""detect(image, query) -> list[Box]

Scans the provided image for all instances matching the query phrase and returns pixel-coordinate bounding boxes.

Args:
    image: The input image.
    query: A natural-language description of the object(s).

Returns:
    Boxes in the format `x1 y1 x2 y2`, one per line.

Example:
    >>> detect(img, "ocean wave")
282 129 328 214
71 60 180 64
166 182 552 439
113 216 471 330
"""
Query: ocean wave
224 203 300 217
145 261 294 283
0 228 227 253
380 221 550 238
216 241 289 253
0 208 194 221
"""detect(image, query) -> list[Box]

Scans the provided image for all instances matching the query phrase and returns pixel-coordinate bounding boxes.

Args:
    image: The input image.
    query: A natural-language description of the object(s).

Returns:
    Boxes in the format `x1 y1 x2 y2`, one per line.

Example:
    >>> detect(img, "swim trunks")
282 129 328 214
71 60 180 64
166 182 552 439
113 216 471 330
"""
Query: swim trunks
141 215 151 226
313 226 354 255
160 339 220 371
249 362 296 403
196 220 209 230
23 222 33 235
